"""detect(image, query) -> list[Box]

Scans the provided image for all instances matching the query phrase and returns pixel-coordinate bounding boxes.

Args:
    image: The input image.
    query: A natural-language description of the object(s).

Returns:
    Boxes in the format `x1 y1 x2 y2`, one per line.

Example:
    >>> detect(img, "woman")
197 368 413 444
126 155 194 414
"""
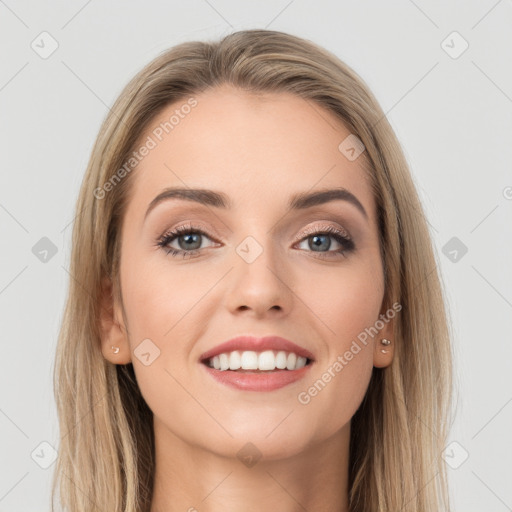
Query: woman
51 29 453 511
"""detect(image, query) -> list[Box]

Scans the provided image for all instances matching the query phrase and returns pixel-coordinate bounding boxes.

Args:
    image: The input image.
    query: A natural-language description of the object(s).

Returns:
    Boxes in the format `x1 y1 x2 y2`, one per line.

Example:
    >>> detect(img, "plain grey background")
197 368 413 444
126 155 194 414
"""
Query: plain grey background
1 1 511 510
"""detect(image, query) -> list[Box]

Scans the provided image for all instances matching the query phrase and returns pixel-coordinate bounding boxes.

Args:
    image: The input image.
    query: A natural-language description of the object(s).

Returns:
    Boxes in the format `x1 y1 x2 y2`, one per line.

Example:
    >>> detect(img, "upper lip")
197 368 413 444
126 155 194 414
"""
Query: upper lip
199 335 316 363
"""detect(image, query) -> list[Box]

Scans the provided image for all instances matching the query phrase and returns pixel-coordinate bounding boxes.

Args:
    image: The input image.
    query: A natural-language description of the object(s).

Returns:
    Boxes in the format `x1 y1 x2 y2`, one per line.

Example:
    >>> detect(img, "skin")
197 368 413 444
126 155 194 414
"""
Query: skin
99 84 394 512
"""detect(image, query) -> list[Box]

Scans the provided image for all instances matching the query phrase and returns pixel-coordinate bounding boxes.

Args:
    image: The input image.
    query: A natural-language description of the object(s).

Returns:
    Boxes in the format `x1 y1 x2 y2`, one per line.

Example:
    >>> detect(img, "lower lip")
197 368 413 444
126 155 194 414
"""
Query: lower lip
201 363 313 391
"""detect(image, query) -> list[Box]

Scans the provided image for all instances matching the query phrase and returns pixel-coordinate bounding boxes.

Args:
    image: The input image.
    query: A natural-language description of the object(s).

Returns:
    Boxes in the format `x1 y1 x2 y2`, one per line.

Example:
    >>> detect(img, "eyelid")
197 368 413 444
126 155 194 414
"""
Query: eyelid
159 221 351 242
157 219 353 249
292 222 352 243
161 221 220 240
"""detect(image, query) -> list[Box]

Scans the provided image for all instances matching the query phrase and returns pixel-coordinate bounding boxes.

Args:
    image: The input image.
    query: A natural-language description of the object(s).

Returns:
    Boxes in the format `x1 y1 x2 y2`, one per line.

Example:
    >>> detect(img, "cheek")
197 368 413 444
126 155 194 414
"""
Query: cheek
118 258 201 425
296 347 374 445
118 253 217 405
120 251 207 344
291 261 381 434
303 259 384 353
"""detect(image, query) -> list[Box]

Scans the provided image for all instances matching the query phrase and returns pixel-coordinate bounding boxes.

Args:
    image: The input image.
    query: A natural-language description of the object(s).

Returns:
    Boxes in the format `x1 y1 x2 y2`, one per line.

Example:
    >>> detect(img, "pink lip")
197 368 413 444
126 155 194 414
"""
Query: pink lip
201 363 312 392
198 335 315 363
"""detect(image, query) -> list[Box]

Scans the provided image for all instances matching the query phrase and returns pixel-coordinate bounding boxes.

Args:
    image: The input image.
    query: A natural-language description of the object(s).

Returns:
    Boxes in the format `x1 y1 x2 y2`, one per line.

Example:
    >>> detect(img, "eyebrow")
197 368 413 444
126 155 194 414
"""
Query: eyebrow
144 186 368 221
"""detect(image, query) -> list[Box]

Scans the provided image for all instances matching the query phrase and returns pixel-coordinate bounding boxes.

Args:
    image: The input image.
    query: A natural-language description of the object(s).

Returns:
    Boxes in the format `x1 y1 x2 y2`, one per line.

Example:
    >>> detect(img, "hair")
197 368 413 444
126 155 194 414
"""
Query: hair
51 29 453 511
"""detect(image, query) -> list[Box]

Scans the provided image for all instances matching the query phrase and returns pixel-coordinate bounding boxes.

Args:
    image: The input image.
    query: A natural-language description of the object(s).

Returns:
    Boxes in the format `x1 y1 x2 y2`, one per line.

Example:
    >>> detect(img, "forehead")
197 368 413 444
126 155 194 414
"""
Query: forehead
124 84 375 225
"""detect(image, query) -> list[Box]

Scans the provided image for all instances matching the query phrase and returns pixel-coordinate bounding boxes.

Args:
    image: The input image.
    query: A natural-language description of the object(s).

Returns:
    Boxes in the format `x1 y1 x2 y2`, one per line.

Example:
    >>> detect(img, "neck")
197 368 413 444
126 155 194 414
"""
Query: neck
150 418 351 512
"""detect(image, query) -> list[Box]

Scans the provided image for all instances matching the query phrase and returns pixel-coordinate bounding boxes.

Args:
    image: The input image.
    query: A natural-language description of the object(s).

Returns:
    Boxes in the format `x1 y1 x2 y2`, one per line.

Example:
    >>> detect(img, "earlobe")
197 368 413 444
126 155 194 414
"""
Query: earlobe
98 275 131 365
373 314 395 368
373 337 394 368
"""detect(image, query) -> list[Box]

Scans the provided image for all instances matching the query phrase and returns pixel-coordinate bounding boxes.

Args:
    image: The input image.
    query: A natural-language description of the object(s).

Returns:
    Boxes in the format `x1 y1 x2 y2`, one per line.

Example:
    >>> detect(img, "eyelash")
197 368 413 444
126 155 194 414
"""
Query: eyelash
155 222 355 260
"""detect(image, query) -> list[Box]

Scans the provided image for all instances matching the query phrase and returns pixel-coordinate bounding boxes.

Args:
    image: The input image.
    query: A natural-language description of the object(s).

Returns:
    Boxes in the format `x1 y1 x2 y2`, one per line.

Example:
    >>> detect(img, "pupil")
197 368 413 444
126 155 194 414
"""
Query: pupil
310 235 330 251
180 233 201 250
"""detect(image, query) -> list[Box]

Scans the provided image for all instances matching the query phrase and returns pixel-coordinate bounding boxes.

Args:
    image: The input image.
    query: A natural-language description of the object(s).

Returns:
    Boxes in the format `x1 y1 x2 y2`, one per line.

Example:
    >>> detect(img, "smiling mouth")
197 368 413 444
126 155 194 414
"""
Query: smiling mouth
202 349 313 372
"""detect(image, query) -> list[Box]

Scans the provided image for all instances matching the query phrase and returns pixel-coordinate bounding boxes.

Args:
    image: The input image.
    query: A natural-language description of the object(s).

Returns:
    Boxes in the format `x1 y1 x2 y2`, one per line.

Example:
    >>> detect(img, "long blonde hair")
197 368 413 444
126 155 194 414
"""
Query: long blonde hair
52 29 453 511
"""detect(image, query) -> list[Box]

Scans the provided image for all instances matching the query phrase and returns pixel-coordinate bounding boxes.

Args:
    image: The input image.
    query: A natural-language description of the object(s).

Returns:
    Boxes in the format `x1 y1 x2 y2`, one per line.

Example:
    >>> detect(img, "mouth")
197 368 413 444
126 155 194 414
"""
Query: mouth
200 350 314 392
198 335 316 391
201 349 314 372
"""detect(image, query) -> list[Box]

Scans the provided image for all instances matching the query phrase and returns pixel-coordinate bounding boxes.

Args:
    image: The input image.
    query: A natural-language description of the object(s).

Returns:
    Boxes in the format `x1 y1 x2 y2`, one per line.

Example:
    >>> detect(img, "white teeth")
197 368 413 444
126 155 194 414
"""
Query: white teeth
219 353 230 371
275 351 288 369
207 350 310 371
240 351 258 369
286 352 297 370
258 350 276 371
229 351 241 370
296 356 307 369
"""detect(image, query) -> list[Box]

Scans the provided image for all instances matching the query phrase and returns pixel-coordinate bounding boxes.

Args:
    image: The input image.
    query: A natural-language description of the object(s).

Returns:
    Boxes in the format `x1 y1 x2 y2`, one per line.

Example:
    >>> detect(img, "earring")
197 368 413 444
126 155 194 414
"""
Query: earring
111 345 120 354
380 338 391 354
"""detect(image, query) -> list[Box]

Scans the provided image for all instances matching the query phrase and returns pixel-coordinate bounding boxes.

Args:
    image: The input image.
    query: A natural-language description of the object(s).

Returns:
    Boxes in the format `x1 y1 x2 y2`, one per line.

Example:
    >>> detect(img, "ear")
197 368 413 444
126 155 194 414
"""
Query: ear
98 274 132 365
372 308 395 369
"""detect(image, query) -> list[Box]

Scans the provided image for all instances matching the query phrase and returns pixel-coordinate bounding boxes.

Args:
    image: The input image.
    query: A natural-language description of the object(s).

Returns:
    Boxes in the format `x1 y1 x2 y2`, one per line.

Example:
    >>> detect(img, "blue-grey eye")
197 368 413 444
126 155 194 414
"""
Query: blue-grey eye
178 233 202 250
309 234 331 251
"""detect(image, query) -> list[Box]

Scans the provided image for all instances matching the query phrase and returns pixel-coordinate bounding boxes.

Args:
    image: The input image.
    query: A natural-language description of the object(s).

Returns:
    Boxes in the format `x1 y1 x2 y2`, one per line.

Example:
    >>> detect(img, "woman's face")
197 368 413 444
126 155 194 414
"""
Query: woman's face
102 84 393 459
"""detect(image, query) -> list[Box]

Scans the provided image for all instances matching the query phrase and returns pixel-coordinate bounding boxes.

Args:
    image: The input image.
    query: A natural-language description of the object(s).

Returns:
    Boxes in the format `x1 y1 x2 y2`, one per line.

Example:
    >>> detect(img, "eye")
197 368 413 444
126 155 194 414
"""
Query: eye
294 225 355 259
155 223 355 260
156 223 218 258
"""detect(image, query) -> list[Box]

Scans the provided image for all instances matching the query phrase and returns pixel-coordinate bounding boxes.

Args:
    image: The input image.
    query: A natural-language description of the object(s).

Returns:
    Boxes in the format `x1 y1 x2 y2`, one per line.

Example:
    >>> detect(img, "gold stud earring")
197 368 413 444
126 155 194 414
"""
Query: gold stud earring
380 338 391 354
111 345 120 354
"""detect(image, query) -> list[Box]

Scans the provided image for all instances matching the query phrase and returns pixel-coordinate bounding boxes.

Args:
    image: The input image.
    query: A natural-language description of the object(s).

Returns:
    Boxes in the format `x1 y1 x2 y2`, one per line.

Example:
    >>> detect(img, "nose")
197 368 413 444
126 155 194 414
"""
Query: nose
224 238 293 318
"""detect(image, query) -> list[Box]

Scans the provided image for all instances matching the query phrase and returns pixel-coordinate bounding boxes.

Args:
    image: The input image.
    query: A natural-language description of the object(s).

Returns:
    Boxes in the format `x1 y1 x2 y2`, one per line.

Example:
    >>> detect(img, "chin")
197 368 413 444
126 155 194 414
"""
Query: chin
204 418 318 462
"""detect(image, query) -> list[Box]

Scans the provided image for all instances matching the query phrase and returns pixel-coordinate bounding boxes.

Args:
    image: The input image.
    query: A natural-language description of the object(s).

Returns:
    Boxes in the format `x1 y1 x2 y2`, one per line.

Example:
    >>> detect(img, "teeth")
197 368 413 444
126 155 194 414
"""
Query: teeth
219 353 230 371
208 350 309 371
275 351 288 369
229 350 241 370
258 350 275 370
241 350 259 369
